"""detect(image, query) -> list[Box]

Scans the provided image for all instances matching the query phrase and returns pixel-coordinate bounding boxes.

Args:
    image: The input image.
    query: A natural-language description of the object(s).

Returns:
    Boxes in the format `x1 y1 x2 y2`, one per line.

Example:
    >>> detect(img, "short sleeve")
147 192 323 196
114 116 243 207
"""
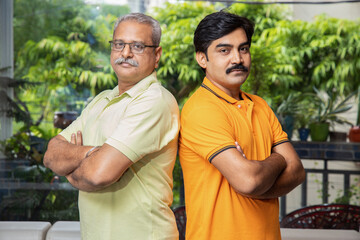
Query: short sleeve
250 94 288 147
266 103 289 147
180 104 236 162
105 89 179 163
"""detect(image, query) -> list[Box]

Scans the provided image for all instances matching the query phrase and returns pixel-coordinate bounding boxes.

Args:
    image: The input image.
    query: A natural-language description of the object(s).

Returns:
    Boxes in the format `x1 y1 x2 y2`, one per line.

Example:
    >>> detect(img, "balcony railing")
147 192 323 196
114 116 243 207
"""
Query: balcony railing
280 141 360 218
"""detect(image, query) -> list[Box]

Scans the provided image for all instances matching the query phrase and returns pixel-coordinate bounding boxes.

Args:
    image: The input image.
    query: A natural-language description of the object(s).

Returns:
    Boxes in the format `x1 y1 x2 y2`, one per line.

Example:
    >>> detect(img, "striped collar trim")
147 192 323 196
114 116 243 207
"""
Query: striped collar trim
200 78 253 104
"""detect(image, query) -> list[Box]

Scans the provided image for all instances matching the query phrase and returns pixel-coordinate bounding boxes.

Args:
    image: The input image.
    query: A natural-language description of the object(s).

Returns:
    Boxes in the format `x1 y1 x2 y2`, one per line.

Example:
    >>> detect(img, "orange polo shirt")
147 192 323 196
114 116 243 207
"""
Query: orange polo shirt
179 77 288 240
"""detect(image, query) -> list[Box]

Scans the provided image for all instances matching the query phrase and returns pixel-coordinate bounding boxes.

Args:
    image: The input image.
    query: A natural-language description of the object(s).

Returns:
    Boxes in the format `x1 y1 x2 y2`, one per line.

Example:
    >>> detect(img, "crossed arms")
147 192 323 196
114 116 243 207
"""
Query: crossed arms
43 131 132 192
45 130 304 197
211 141 305 199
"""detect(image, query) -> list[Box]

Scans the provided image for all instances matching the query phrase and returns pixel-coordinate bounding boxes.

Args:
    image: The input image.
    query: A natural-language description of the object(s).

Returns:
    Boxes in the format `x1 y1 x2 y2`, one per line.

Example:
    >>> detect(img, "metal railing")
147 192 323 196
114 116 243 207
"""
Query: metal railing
280 141 360 218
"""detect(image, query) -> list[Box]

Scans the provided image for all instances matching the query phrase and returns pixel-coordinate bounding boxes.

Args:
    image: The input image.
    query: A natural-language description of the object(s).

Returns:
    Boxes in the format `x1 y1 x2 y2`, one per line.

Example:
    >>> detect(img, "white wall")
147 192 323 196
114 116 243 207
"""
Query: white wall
292 0 360 21
0 0 14 143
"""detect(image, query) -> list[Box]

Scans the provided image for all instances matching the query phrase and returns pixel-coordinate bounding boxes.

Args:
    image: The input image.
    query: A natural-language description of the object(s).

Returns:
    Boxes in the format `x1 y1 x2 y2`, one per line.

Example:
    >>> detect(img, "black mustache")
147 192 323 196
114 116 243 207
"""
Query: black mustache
226 64 248 74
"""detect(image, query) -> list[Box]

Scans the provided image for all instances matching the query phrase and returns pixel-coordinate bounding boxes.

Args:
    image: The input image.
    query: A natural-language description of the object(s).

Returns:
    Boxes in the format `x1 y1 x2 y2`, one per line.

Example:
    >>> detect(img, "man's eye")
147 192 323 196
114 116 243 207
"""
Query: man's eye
115 43 124 48
133 43 144 50
219 48 229 54
240 47 249 53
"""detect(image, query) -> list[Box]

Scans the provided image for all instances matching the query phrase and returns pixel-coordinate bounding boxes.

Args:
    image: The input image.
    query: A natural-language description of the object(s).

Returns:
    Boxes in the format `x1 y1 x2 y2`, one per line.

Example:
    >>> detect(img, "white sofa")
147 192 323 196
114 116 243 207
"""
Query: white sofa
1 221 360 240
0 221 51 240
45 221 81 240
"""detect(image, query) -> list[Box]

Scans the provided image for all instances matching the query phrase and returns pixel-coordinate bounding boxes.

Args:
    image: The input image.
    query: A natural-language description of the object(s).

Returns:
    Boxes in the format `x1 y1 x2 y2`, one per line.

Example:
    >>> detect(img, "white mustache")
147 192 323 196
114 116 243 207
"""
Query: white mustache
114 57 139 67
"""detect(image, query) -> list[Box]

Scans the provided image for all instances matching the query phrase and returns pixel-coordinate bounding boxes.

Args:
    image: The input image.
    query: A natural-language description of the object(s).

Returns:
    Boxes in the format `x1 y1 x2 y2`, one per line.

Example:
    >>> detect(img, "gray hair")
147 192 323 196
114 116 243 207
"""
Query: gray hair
113 13 161 46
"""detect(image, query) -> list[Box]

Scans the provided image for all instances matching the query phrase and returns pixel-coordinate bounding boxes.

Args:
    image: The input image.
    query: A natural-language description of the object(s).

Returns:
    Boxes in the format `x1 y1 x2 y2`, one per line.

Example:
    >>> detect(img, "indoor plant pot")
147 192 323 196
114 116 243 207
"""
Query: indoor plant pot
310 122 329 142
329 131 347 142
348 86 360 142
298 128 310 141
309 88 354 142
349 126 360 142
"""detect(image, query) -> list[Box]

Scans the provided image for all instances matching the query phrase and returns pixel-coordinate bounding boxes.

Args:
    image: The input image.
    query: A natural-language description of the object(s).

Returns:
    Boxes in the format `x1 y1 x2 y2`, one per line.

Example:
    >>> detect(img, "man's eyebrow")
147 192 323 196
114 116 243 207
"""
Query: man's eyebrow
215 43 233 48
112 39 145 44
239 41 250 47
215 41 250 49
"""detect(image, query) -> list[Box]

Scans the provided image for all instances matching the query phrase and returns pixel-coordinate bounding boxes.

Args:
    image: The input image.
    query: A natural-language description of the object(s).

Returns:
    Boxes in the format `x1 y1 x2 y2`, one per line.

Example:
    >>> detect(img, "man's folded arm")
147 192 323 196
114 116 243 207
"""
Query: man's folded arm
256 142 306 199
211 148 287 197
66 143 133 192
43 134 93 176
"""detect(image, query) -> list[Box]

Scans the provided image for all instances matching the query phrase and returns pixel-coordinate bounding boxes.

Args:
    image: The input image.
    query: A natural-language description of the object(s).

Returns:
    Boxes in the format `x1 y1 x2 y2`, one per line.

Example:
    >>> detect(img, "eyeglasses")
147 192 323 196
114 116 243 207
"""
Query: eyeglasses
109 40 158 54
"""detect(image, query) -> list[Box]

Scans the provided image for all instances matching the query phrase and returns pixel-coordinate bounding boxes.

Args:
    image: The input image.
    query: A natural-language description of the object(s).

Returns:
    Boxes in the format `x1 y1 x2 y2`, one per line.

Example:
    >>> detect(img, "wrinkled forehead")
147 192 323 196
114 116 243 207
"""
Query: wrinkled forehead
113 21 153 43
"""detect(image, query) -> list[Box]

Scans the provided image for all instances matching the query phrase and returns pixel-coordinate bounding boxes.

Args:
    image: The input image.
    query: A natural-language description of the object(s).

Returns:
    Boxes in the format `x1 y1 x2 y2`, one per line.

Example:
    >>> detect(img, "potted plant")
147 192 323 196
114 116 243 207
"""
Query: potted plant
309 88 354 142
295 113 311 141
276 93 303 140
292 95 314 141
349 86 360 142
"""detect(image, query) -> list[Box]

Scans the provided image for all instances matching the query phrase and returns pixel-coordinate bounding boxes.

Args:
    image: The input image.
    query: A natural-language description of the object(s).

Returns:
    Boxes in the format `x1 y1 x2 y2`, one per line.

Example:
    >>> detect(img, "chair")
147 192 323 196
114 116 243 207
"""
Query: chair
280 204 360 231
173 205 186 240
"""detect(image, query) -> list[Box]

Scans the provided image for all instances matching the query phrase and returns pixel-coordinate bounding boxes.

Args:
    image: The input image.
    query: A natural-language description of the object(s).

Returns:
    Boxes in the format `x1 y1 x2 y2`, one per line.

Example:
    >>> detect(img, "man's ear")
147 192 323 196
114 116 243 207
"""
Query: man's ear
195 51 207 69
154 46 162 68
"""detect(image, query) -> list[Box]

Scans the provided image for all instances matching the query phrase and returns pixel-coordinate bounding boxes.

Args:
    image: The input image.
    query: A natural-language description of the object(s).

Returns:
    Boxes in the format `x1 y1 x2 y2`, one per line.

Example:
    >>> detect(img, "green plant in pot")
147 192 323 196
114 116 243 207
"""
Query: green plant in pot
295 112 311 141
349 86 360 142
309 88 354 142
292 95 314 141
275 93 303 140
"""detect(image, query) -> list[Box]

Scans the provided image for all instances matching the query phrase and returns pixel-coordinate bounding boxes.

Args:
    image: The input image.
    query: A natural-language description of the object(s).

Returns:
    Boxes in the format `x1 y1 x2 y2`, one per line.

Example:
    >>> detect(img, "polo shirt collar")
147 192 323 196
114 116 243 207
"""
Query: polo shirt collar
201 77 252 104
106 71 158 101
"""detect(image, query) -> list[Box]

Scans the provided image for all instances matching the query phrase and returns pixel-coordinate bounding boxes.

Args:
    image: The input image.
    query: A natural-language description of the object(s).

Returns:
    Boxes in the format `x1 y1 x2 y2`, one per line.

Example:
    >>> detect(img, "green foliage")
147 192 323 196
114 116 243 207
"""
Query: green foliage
0 124 60 163
229 1 292 37
313 171 360 205
0 189 79 223
355 86 360 126
90 3 131 20
171 157 183 207
259 15 360 96
309 87 355 127
153 2 220 105
333 181 360 205
12 0 129 138
0 131 31 160
276 92 303 117
17 35 116 96
14 0 86 54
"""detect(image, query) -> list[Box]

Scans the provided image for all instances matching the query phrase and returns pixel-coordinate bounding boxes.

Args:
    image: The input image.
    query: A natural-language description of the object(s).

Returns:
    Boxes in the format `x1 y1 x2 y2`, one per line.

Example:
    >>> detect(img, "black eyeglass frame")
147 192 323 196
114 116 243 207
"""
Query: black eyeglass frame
108 40 158 53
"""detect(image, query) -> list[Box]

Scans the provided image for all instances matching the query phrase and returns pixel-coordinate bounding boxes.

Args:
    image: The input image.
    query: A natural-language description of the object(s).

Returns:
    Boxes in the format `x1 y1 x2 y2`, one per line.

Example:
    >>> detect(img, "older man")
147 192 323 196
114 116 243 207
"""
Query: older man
44 13 179 240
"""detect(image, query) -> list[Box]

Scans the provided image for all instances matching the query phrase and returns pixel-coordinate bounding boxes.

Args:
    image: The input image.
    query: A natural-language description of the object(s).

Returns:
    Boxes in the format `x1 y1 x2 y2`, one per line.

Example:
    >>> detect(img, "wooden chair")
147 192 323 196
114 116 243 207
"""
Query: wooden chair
173 205 186 240
280 204 360 231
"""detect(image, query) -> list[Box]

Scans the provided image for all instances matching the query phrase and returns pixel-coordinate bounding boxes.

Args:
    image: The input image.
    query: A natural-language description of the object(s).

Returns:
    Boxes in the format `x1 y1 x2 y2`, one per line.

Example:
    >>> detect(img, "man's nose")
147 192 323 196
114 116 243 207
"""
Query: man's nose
231 51 243 64
121 44 133 58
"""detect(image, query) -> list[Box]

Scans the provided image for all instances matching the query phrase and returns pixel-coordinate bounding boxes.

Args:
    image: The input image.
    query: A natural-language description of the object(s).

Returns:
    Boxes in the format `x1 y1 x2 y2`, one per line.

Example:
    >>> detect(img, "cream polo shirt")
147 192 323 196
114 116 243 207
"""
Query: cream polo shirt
60 72 180 240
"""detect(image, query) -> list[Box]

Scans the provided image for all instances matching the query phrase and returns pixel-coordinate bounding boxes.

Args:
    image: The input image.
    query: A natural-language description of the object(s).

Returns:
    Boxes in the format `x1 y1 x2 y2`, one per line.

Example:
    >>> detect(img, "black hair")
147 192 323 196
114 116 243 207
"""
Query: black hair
194 11 254 56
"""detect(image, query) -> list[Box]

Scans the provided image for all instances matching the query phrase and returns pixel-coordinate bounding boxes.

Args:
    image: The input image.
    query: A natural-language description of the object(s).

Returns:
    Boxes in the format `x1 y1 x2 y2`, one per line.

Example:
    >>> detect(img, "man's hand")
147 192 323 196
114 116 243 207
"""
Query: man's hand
257 142 305 199
71 131 83 146
233 141 305 199
69 131 99 158
43 133 94 176
65 143 133 192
